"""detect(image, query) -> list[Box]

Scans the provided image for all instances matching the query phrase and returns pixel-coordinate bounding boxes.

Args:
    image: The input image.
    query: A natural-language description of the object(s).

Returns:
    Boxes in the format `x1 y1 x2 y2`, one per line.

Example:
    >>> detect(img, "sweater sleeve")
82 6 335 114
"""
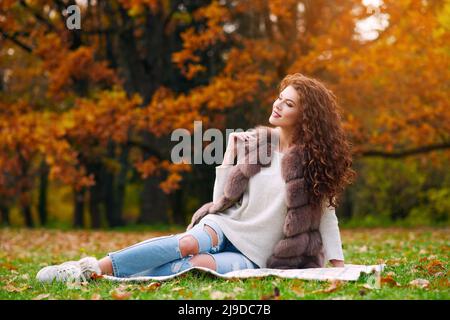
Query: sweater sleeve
319 204 345 263
212 165 234 203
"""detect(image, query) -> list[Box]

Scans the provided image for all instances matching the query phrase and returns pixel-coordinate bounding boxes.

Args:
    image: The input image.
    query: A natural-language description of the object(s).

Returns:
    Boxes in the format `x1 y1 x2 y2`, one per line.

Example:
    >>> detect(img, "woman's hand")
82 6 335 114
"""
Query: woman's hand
222 131 257 165
330 259 345 267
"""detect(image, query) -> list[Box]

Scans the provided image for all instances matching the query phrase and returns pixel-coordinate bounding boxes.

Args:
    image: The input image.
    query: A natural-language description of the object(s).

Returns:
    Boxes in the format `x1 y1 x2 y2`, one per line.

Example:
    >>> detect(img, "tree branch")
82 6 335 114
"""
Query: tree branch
19 0 57 32
0 29 33 52
361 142 450 158
127 139 163 160
82 28 117 35
163 0 183 31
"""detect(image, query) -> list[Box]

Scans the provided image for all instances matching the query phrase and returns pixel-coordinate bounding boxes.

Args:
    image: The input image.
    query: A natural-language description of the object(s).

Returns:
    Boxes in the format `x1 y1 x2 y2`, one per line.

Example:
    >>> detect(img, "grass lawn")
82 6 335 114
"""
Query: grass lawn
0 227 448 300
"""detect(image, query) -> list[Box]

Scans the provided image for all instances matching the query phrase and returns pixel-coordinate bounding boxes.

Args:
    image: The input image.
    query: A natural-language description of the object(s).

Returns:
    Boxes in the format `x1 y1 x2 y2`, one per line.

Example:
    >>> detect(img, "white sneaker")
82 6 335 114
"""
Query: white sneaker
36 257 102 283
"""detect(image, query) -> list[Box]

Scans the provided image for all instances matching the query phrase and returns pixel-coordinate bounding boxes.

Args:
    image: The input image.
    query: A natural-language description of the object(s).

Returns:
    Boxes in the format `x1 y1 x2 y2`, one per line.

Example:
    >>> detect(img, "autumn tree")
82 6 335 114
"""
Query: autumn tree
1 0 448 227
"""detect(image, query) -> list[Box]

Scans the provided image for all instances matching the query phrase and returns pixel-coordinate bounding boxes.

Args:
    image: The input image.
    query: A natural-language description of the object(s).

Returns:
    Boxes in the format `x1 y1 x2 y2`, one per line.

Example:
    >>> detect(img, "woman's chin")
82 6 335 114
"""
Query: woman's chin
269 116 277 126
269 116 280 126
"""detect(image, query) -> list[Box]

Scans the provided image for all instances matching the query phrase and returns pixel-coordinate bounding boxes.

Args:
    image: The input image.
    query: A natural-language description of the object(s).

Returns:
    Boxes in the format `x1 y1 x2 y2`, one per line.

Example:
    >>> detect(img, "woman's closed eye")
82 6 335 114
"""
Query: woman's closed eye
278 95 294 108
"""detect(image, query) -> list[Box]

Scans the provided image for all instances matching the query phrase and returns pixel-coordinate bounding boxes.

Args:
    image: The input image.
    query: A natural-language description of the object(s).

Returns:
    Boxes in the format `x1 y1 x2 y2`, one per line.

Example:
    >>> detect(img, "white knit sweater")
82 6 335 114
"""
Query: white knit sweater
200 150 345 268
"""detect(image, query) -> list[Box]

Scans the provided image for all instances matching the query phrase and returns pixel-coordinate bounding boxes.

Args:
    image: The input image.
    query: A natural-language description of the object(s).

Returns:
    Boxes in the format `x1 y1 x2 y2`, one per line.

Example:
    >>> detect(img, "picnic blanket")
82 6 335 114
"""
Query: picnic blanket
103 264 385 282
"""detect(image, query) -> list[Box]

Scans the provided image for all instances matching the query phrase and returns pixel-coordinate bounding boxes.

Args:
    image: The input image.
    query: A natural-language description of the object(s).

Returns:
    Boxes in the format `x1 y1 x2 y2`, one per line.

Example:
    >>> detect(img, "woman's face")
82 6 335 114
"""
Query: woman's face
269 85 302 128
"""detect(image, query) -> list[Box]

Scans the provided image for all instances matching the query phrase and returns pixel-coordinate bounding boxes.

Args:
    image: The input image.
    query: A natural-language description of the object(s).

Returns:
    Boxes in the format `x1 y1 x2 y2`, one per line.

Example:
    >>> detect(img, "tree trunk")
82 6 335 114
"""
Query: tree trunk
116 7 154 102
338 188 354 220
87 162 102 229
0 203 9 225
139 174 170 224
38 160 49 226
89 187 102 229
73 187 86 228
22 204 33 228
0 68 3 92
138 131 170 224
103 140 125 227
170 188 185 226
114 144 129 226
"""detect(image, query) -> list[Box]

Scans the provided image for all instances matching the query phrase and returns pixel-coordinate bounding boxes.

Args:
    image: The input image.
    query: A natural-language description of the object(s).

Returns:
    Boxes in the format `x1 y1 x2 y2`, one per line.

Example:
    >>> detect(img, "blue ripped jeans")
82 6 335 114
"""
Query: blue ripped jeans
107 219 258 278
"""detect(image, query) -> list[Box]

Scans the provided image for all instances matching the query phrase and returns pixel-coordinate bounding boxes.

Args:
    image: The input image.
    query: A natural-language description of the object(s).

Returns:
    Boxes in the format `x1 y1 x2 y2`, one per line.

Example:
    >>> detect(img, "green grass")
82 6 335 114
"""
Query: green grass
0 227 448 300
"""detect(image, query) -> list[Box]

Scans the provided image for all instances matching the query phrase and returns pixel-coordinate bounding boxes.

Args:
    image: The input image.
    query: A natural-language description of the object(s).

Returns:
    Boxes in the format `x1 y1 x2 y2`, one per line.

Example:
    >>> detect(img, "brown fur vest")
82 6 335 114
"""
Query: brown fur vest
187 125 325 269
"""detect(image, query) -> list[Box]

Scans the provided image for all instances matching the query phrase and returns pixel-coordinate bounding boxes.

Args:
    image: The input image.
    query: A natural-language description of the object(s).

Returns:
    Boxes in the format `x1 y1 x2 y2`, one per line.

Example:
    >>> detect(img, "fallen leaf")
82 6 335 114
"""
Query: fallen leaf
181 290 193 298
381 275 400 287
362 283 375 290
172 288 186 295
171 286 184 291
210 291 228 299
409 279 430 289
111 288 132 300
90 293 102 300
358 245 368 253
312 280 343 294
140 282 161 292
432 277 449 288
290 284 305 297
91 273 104 280
200 285 213 292
21 274 30 280
0 263 17 271
233 287 244 294
4 284 31 293
410 267 420 273
324 280 343 293
425 260 445 275
385 258 402 266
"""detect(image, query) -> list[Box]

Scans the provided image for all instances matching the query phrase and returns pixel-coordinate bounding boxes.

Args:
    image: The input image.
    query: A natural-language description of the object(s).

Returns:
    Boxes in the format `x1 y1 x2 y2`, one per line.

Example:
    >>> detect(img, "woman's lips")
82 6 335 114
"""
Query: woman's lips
272 110 281 118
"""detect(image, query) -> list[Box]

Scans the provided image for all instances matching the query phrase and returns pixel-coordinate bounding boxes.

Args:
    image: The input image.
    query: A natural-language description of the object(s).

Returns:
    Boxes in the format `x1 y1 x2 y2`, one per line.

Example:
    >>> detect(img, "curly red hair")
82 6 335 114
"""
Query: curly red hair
278 73 355 208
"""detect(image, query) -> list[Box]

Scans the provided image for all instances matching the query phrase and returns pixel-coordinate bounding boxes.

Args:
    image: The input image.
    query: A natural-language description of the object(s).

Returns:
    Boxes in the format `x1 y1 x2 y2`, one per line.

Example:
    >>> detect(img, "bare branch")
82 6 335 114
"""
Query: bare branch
19 0 57 32
0 29 33 52
360 142 450 158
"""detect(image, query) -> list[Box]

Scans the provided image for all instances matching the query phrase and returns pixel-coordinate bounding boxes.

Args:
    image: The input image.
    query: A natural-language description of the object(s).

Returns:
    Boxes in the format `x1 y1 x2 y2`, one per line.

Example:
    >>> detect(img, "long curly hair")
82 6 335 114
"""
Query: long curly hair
278 73 355 208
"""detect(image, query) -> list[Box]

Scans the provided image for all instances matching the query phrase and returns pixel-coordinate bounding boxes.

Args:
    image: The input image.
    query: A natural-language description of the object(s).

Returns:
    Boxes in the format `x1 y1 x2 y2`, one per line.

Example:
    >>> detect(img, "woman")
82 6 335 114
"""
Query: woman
36 73 354 282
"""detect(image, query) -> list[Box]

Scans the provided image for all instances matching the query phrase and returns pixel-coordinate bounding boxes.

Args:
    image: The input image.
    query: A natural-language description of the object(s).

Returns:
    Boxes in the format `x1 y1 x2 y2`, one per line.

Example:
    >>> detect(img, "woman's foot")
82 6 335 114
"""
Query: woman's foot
36 257 102 283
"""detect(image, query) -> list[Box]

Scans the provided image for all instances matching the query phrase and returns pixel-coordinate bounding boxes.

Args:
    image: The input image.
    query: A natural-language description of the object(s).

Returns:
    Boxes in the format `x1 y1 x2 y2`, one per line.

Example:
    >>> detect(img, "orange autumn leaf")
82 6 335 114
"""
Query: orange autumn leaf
381 275 401 287
110 288 132 300
312 280 343 294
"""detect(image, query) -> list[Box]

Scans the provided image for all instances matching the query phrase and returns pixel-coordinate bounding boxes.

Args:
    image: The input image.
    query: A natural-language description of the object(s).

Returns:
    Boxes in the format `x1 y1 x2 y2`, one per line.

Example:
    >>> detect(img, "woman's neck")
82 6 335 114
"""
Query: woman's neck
277 126 294 153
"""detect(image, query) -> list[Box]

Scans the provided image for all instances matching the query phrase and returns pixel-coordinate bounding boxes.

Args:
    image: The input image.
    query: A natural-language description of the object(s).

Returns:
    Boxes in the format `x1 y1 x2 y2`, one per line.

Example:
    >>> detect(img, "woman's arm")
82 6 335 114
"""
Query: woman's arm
212 166 233 203
319 204 345 267
212 134 236 202
212 131 256 202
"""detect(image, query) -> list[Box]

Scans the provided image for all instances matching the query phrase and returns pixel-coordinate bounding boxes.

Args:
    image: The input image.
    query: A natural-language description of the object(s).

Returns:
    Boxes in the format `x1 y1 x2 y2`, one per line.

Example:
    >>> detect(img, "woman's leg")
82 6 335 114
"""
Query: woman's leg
131 228 259 277
98 256 114 275
132 251 258 277
104 219 224 277
97 224 218 276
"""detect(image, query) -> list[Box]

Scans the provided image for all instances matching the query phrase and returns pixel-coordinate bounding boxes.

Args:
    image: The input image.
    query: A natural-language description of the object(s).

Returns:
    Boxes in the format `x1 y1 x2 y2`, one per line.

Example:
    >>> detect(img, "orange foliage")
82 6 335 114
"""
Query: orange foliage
0 0 448 205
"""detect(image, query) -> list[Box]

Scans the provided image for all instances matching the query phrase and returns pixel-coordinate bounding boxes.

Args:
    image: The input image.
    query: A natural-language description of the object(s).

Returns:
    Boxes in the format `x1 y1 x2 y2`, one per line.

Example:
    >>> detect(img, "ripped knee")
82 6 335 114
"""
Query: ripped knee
178 235 199 257
204 224 218 247
189 254 217 271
